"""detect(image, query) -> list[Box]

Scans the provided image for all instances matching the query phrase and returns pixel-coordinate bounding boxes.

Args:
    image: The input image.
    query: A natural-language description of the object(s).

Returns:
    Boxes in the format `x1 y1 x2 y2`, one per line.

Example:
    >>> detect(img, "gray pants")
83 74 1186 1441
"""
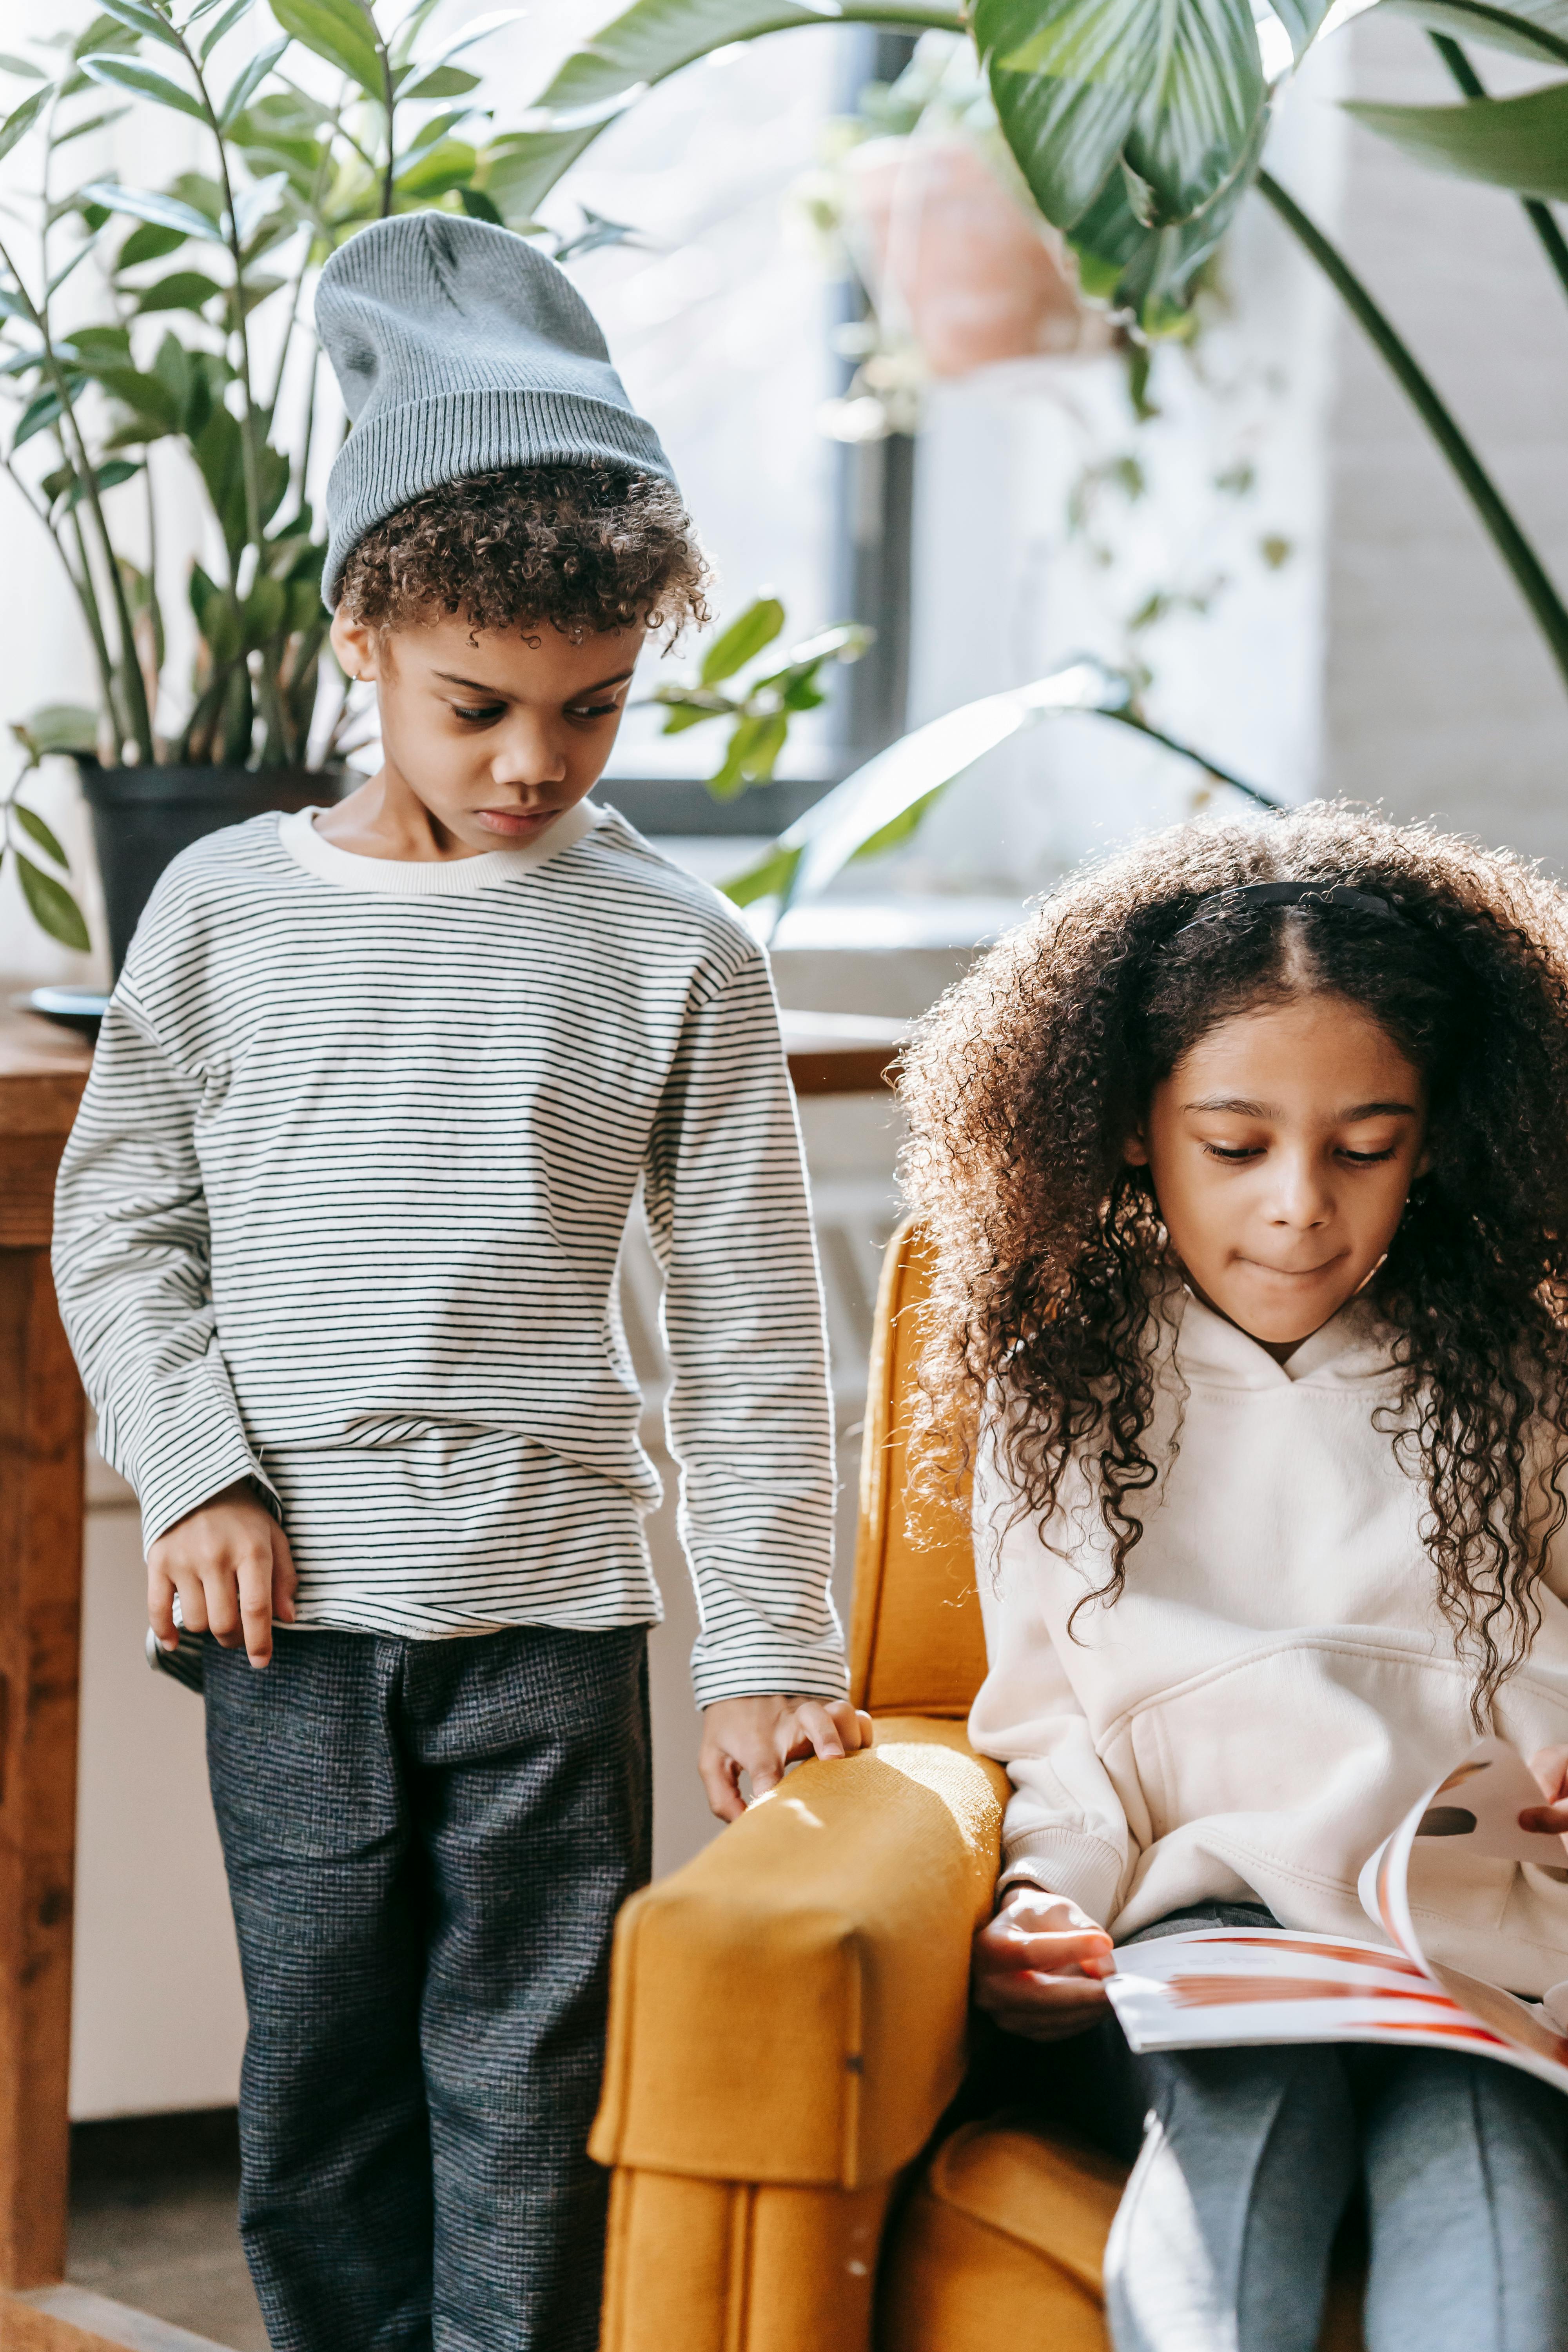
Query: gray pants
205 1621 651 2352
1098 1907 1568 2352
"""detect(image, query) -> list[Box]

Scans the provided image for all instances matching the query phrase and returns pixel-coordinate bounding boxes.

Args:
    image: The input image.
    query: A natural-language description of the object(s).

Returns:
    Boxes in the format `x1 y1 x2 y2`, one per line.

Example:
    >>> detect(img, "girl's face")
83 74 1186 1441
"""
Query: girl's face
1125 991 1430 1361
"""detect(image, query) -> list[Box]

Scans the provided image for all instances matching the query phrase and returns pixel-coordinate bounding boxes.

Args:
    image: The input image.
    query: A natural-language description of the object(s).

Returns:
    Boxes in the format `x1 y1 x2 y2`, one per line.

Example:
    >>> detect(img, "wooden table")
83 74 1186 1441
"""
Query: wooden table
0 993 904 2352
779 1010 906 1095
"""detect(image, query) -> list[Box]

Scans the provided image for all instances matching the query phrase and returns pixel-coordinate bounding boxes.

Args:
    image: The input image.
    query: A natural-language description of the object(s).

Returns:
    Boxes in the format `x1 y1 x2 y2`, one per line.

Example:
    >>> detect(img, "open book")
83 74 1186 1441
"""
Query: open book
1105 1740 1568 2093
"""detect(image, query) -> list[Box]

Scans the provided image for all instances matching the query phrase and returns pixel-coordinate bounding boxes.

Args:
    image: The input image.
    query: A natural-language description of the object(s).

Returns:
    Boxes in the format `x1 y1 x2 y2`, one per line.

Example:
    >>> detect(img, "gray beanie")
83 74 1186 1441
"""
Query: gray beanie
316 212 675 606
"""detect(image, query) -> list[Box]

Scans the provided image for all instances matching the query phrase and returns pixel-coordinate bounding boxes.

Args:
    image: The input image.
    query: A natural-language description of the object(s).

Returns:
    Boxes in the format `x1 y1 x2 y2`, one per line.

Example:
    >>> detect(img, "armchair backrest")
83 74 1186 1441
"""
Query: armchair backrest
848 1218 988 1717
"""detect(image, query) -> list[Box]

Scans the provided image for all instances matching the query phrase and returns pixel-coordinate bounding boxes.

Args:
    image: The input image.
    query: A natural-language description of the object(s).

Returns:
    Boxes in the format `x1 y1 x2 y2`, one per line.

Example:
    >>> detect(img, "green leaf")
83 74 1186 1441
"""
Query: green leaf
457 183 504 222
1372 0 1568 64
12 801 69 865
243 574 287 646
268 0 383 92
91 0 188 52
12 386 65 449
475 0 965 225
699 594 785 686
0 85 48 166
191 401 247 556
56 104 134 145
200 0 256 58
399 62 481 98
118 217 187 265
1345 79 1568 197
975 0 1265 229
191 565 243 662
80 54 207 121
220 35 288 123
659 697 728 734
14 851 90 951
724 661 1135 913
705 707 791 799
1069 104 1263 327
396 104 466 161
394 135 476 197
93 363 181 433
47 456 142 512
81 180 218 240
151 328 194 418
13 702 100 758
58 323 134 367
723 840 800 909
1262 0 1336 49
136 268 224 310
0 53 48 80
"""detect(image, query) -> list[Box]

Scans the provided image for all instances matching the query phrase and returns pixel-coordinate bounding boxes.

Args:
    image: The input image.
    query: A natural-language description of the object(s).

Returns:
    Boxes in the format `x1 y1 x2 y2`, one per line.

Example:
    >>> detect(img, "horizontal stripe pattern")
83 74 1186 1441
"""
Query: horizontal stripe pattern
53 804 846 1704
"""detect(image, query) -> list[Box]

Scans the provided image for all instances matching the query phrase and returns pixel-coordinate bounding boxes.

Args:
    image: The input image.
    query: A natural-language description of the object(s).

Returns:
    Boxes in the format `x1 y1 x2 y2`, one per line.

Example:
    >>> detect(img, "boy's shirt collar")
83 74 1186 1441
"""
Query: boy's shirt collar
278 798 602 895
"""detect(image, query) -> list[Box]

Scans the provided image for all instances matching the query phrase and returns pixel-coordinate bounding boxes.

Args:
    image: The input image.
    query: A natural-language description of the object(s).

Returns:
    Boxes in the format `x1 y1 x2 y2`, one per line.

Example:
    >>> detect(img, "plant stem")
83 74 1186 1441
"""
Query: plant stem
1109 708 1285 810
0 235 156 760
379 28 396 218
31 82 149 759
1257 169 1568 697
64 499 125 747
1428 35 1568 301
179 28 292 764
0 449 121 745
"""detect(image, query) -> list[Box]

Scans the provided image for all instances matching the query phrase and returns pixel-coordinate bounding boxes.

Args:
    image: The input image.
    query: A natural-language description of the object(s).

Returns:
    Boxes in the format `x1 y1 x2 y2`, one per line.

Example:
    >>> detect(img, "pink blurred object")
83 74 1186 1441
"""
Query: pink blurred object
845 135 1108 377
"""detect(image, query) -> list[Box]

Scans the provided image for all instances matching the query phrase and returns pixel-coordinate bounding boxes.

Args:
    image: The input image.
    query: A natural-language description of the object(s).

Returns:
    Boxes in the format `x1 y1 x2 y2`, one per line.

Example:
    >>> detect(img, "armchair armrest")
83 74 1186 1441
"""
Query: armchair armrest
589 1717 1008 2192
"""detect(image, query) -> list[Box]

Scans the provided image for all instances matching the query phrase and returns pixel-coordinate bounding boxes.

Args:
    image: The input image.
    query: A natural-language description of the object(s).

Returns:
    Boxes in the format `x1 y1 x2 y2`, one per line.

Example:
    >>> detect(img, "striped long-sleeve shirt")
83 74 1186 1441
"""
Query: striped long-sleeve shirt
52 799 846 1706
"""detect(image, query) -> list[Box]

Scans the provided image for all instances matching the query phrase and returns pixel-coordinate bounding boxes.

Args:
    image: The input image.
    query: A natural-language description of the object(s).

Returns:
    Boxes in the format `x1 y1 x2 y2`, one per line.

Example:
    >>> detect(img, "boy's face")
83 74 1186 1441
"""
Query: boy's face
329 608 644 854
1123 992 1430 1362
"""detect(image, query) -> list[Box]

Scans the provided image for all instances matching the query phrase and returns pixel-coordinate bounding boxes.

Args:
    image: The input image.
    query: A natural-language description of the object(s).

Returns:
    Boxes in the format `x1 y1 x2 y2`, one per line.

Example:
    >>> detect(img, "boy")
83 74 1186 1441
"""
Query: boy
53 214 866 2352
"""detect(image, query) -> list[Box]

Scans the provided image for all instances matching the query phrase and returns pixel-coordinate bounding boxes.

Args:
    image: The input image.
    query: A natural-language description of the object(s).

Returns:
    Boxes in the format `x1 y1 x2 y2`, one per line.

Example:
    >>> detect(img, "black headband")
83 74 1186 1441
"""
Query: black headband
1174 880 1406 937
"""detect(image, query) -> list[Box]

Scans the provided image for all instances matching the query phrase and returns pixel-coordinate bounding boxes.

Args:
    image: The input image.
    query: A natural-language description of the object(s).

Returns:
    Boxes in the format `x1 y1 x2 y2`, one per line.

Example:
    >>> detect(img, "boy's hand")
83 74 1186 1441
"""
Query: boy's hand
147 1481 297 1670
699 1694 874 1823
1521 1744 1568 1851
972 1886 1115 2042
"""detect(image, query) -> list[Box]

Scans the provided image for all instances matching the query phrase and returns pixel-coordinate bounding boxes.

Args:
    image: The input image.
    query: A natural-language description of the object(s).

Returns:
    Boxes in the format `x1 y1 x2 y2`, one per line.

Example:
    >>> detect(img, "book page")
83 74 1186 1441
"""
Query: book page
1104 1927 1568 2093
1357 1739 1563 1968
1106 1741 1568 2091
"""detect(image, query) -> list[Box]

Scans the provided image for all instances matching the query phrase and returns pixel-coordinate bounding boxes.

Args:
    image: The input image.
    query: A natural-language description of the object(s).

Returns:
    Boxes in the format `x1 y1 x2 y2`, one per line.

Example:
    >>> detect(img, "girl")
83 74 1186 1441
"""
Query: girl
899 807 1568 2352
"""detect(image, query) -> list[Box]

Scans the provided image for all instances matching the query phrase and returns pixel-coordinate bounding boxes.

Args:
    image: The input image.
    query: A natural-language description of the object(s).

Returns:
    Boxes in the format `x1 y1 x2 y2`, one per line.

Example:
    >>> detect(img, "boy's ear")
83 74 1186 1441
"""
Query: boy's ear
330 609 380 683
1123 1130 1151 1167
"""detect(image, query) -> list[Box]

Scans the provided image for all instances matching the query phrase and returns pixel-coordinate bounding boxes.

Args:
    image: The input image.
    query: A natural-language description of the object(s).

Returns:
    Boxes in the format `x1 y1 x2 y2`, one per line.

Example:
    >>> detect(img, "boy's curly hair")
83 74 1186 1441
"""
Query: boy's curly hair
899 803 1568 1717
336 461 711 640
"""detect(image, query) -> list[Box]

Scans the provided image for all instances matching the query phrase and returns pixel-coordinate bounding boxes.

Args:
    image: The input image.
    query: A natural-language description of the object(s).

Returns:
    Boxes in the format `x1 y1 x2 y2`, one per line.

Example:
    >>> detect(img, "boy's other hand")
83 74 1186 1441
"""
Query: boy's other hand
972 1886 1115 2042
1521 1744 1568 1851
699 1694 874 1823
147 1482 297 1670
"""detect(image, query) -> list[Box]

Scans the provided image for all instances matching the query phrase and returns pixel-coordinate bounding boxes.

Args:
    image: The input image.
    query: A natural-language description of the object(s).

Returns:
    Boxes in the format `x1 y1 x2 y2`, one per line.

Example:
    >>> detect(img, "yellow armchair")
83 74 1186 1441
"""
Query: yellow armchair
591 1221 1358 2351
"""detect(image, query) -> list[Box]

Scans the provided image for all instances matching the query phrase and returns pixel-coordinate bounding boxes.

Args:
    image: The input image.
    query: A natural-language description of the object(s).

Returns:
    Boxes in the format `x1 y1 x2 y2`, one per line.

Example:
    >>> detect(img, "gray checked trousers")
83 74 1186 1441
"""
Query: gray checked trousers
204 1621 651 2352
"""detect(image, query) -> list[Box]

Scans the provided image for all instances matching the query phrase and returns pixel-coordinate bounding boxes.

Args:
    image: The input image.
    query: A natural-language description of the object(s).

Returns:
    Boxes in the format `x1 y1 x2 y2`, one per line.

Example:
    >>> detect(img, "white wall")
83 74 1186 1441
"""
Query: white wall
1321 16 1568 865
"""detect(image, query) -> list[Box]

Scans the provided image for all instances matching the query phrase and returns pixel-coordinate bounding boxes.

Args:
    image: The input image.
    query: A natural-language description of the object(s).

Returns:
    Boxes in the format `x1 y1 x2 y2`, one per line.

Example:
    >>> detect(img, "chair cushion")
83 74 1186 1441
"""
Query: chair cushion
589 1722 1008 2189
879 2122 1366 2352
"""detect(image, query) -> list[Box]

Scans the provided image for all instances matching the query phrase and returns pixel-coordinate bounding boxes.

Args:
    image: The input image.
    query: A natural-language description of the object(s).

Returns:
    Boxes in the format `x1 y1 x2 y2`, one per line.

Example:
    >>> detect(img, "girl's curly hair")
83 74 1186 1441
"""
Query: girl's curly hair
898 803 1568 1717
336 461 711 641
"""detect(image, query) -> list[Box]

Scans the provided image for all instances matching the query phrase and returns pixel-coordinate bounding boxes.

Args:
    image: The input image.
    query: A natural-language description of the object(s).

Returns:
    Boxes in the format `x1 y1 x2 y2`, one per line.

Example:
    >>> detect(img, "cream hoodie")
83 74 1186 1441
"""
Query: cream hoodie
969 1290 1568 1996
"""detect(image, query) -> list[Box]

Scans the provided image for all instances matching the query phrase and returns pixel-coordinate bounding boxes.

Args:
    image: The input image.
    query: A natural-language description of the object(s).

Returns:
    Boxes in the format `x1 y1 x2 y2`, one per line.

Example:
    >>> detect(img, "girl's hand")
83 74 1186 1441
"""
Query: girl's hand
699 1695 874 1823
147 1481 297 1670
1520 1745 1568 1852
973 1885 1115 2042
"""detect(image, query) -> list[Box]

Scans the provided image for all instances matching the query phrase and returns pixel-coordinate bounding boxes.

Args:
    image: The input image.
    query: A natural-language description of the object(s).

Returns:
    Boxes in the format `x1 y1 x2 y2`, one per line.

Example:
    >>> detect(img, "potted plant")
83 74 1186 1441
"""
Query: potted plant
0 1 507 964
0 2 829 972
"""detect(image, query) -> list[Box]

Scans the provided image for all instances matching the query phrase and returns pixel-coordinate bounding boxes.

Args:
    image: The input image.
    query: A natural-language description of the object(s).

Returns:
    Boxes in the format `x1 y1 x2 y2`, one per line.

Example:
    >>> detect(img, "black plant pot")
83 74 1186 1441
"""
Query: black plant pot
78 762 345 977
